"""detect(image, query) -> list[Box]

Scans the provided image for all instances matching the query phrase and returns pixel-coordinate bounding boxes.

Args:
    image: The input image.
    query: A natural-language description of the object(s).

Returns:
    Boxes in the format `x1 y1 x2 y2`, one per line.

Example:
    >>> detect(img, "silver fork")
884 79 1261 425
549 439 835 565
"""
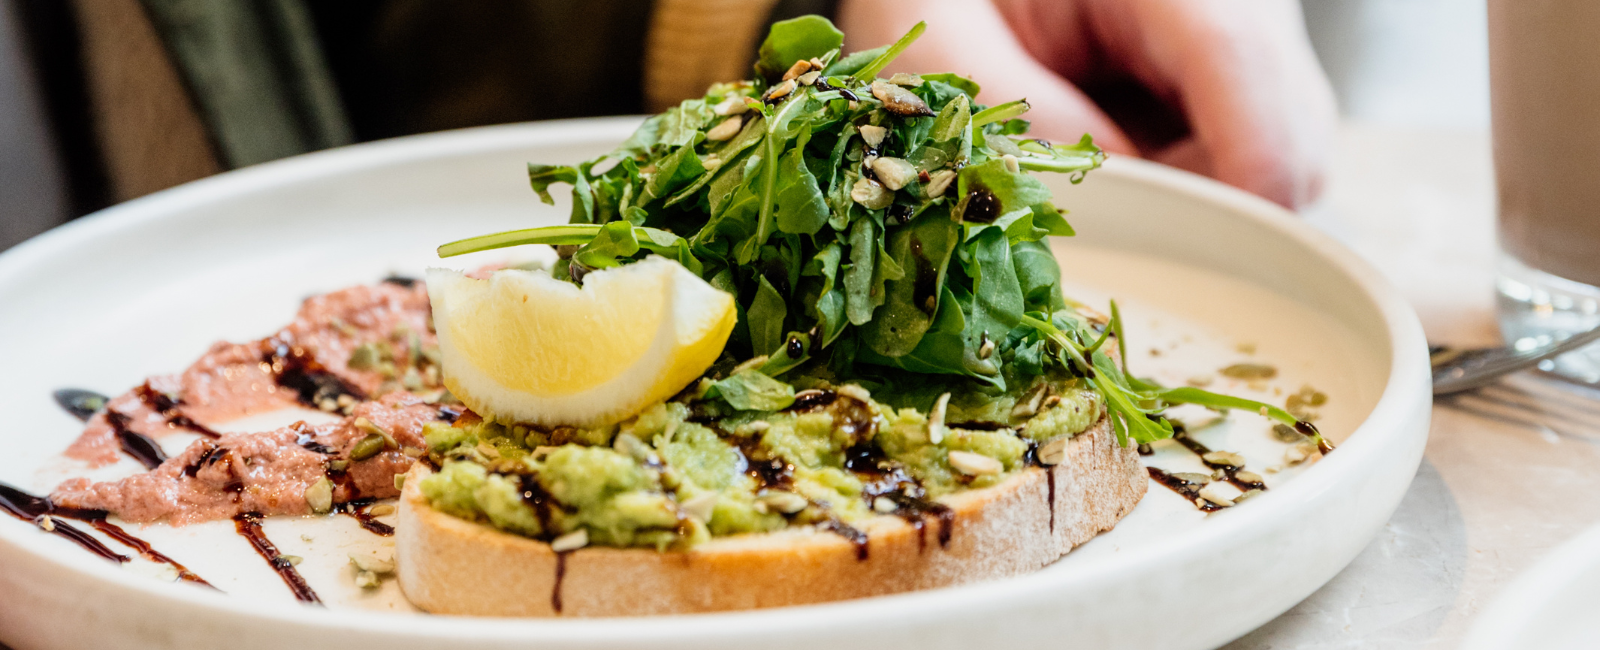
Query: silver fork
1431 326 1600 395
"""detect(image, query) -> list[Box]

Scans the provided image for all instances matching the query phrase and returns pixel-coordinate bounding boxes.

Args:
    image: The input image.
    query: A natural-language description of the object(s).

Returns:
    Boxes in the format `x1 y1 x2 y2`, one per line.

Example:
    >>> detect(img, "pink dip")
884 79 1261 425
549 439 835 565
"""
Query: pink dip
52 279 455 525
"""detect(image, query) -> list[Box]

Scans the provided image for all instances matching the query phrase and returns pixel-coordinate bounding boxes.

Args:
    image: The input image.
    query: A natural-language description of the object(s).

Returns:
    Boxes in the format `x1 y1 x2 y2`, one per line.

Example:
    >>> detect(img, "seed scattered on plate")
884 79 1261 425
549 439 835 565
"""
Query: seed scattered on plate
1201 451 1245 468
1271 423 1302 443
1220 363 1277 380
1285 440 1320 464
1199 482 1243 506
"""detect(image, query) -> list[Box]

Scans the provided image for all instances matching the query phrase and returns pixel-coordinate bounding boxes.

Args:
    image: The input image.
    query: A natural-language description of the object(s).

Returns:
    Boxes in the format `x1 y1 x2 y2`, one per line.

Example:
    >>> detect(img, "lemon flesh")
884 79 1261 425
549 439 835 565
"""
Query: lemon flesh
426 257 735 426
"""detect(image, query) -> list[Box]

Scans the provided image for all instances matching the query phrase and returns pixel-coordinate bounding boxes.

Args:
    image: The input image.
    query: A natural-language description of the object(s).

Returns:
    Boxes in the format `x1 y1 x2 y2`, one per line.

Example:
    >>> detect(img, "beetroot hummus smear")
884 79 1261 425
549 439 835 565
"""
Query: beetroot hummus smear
55 277 460 524
67 280 440 468
54 394 447 524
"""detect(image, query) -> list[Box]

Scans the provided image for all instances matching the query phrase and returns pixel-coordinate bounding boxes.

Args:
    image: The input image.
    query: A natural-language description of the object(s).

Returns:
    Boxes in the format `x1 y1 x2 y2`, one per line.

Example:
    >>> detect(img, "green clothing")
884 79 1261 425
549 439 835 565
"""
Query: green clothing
139 0 836 167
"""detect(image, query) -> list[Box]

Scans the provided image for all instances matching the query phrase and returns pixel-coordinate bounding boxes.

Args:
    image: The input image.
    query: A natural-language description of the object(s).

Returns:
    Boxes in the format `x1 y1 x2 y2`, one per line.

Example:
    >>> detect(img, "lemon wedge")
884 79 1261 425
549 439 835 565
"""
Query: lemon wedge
426 257 735 426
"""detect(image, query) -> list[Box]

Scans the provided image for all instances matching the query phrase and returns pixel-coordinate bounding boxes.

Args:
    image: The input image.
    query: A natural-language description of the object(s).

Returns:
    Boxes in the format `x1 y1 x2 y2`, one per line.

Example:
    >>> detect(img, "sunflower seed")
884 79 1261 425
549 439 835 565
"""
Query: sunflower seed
924 169 957 197
713 96 749 115
871 81 934 116
948 450 1003 476
1010 385 1046 419
1201 451 1246 468
873 496 897 513
836 384 872 403
797 70 820 86
869 157 918 190
1199 481 1243 506
705 116 743 141
851 177 895 209
680 492 718 522
1037 437 1069 465
887 72 924 86
758 490 809 514
928 392 951 444
766 79 797 100
781 59 812 81
1220 363 1278 380
859 124 887 148
1285 440 1319 464
550 529 589 552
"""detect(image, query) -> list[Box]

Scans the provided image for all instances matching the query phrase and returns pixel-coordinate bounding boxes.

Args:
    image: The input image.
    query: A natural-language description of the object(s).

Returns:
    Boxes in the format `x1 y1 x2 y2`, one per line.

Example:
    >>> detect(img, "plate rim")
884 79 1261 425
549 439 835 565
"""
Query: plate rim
1462 521 1600 649
0 117 1432 641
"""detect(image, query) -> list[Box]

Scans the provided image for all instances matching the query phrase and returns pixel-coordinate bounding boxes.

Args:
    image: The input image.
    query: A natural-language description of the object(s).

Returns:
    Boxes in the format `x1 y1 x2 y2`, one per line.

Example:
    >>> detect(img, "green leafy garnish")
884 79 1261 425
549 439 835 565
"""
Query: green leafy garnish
436 16 1328 451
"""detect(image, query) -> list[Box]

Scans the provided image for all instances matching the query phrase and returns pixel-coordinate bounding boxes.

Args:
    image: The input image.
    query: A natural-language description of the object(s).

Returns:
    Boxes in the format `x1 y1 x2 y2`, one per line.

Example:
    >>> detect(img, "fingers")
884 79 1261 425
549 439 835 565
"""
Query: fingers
1083 0 1339 208
836 0 1137 156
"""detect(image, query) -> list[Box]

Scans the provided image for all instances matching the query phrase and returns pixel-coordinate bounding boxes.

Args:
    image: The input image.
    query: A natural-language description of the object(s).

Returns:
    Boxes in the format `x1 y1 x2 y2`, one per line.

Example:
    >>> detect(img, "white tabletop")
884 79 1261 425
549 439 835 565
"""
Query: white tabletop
1224 123 1600 648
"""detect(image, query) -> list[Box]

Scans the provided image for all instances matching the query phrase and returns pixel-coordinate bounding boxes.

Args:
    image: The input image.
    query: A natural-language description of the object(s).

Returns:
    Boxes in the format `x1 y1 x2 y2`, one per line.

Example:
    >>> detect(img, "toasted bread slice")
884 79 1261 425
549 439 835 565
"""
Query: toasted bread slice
396 415 1142 617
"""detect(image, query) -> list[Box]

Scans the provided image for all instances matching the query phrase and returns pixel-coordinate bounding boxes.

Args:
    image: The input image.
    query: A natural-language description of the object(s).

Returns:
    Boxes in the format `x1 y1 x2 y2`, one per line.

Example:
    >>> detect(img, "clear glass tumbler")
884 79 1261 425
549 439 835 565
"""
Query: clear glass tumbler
1490 0 1600 385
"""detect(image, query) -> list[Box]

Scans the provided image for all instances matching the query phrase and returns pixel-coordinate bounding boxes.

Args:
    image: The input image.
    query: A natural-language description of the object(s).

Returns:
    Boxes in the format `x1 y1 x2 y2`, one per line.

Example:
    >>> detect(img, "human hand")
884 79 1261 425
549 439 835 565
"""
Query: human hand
837 0 1338 209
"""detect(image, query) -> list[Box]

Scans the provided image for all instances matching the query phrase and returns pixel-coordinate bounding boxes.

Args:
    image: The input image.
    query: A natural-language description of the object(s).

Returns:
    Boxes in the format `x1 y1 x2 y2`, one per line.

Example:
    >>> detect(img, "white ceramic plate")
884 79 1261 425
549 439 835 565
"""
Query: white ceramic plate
1463 522 1600 649
0 118 1430 650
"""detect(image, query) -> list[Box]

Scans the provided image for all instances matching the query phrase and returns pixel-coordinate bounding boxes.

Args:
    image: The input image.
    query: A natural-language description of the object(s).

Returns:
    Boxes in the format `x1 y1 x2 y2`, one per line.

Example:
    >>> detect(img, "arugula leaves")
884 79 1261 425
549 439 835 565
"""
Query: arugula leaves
435 16 1325 451
755 16 843 82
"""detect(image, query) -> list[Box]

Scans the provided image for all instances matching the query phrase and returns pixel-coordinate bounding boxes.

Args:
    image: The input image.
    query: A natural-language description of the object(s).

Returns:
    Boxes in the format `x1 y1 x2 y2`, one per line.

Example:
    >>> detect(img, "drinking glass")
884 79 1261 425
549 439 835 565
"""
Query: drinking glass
1490 0 1600 384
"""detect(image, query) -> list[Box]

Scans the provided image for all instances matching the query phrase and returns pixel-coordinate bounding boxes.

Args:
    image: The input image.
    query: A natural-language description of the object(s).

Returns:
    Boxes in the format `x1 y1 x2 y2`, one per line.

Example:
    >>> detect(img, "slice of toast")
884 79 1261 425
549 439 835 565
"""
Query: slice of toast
396 414 1143 617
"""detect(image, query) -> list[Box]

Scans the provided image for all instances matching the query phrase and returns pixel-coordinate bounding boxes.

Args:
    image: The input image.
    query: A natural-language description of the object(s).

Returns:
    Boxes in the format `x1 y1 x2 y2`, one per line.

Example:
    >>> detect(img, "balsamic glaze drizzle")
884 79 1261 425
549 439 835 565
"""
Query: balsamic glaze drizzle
819 519 870 560
1296 421 1335 454
134 382 220 438
1046 470 1057 534
0 482 211 584
335 499 396 537
88 518 212 585
232 512 321 604
52 388 107 422
106 411 168 471
1172 432 1268 493
552 551 570 614
1146 467 1222 512
263 339 365 409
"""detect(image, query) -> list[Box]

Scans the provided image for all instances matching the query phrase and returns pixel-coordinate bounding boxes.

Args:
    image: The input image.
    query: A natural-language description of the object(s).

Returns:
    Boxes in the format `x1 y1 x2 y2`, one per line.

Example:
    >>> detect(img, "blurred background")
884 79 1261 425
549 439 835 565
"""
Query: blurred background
0 0 1487 252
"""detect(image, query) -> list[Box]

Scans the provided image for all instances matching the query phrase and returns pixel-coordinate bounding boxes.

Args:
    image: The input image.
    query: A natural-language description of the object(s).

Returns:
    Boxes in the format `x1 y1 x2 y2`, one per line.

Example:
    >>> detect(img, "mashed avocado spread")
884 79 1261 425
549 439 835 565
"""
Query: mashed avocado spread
420 377 1100 550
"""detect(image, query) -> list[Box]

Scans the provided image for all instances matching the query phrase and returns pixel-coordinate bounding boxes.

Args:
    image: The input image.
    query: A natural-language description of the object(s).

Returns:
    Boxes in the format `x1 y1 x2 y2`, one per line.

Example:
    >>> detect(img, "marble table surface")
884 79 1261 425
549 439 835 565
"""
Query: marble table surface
1224 123 1600 649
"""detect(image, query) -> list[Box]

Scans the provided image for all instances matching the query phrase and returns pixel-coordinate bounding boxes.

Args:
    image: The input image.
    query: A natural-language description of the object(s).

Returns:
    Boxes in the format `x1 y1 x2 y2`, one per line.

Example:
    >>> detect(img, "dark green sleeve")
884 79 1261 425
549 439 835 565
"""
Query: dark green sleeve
139 0 353 168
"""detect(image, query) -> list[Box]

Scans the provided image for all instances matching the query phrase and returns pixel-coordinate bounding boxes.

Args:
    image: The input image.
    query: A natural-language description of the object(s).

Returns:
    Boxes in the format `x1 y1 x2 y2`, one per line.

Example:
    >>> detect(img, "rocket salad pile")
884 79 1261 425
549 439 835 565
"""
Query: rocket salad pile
438 16 1327 451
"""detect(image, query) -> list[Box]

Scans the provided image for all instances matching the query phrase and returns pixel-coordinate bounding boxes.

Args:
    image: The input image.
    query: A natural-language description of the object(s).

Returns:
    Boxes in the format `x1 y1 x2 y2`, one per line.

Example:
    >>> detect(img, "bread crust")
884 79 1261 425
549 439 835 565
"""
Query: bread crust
396 415 1143 617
